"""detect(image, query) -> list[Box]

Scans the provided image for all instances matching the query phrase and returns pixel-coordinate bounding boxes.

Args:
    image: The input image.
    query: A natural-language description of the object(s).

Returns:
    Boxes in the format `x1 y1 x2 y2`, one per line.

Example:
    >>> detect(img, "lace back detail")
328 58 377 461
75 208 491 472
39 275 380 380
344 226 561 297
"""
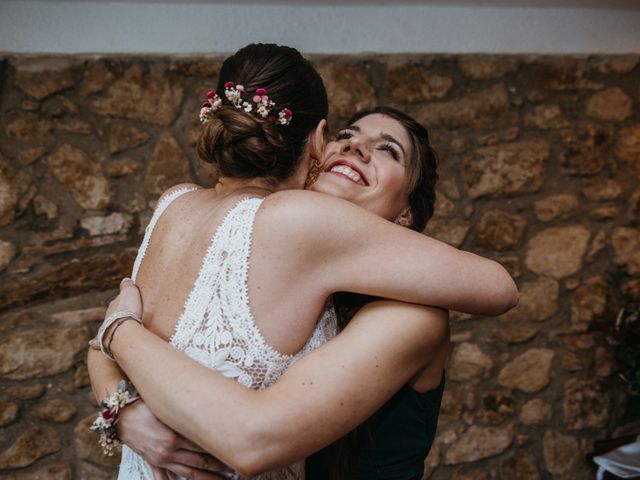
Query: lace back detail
119 195 338 480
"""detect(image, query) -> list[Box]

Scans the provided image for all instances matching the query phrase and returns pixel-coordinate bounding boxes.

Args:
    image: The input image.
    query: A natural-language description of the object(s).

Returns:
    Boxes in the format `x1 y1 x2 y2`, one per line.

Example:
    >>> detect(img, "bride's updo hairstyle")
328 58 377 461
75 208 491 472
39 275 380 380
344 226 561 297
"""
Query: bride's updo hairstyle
198 44 328 182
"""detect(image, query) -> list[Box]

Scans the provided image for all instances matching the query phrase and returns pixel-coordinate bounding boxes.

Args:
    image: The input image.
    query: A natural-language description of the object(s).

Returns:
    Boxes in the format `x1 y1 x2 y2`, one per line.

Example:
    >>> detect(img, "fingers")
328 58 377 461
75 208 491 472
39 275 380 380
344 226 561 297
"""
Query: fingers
174 435 209 453
117 277 143 317
170 450 230 473
163 463 231 480
150 465 168 480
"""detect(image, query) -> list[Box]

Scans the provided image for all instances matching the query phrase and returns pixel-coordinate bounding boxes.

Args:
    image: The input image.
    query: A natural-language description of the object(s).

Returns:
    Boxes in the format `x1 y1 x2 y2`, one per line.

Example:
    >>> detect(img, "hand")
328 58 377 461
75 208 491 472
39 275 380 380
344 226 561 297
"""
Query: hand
89 278 143 350
119 401 235 480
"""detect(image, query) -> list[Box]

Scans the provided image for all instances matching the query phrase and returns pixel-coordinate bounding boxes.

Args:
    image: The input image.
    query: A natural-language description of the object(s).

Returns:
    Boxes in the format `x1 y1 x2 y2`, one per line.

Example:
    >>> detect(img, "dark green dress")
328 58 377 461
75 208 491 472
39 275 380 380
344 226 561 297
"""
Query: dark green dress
305 374 445 480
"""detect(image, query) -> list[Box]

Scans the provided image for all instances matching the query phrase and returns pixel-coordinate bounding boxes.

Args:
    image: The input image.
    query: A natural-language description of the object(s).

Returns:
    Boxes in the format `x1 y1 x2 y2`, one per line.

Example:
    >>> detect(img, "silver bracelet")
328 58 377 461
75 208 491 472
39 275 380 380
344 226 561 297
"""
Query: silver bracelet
97 310 143 360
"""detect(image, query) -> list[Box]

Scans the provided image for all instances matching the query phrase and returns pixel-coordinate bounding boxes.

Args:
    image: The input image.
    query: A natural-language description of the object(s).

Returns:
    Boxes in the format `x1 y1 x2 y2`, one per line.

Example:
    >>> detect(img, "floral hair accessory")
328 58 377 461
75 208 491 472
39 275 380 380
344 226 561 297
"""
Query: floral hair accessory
199 90 222 124
90 380 140 455
278 107 293 126
199 83 293 126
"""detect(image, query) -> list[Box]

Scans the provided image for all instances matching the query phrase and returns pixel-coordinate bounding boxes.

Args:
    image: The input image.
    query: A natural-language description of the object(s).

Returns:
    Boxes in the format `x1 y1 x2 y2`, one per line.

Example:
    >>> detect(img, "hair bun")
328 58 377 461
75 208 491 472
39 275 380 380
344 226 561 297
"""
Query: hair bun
197 107 286 178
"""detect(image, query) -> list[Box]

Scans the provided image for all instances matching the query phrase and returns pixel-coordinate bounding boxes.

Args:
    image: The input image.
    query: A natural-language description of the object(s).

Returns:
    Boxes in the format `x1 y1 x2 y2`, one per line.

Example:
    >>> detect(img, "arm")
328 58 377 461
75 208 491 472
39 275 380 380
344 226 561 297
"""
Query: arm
259 190 518 316
108 282 449 477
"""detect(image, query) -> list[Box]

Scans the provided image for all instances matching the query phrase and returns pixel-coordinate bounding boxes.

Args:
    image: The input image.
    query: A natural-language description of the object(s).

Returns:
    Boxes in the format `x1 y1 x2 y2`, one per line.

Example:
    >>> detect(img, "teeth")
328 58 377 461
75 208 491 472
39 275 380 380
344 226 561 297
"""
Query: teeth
330 165 362 183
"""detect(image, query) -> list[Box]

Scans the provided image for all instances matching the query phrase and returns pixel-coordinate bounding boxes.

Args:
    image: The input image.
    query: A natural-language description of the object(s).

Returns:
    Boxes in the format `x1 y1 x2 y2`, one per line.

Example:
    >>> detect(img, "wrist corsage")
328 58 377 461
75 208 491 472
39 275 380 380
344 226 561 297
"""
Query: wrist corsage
90 379 140 455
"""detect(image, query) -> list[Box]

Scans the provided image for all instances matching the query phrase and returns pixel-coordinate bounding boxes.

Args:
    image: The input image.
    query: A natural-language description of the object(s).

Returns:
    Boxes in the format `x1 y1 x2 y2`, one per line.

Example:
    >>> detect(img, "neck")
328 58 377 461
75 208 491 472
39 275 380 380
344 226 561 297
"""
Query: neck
214 176 299 196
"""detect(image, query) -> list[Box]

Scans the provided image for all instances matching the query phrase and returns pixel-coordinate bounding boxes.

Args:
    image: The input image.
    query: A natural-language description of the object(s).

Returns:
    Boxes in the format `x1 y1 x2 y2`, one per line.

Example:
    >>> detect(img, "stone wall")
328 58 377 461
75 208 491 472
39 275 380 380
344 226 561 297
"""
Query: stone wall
0 54 639 479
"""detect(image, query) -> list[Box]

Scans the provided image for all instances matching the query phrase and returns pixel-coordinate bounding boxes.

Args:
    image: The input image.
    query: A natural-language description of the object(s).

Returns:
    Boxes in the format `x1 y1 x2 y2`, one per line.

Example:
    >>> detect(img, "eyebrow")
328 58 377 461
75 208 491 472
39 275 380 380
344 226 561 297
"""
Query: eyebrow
344 125 406 156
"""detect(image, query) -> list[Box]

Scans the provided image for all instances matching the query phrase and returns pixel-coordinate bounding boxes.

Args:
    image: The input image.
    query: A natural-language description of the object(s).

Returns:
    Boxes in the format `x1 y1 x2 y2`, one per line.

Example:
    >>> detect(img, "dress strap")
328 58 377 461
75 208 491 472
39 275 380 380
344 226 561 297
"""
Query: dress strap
131 186 198 283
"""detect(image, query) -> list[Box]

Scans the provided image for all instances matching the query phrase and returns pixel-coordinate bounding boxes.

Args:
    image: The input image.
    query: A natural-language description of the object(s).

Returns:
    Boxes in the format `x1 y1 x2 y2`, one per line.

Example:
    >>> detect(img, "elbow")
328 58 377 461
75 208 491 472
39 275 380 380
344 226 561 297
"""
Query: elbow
489 268 519 316
201 416 281 478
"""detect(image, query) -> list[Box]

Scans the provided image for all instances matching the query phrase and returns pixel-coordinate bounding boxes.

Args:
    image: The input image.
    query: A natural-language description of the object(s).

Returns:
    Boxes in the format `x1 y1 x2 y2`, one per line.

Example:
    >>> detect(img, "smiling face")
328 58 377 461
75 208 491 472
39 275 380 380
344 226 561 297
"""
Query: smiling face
311 113 413 223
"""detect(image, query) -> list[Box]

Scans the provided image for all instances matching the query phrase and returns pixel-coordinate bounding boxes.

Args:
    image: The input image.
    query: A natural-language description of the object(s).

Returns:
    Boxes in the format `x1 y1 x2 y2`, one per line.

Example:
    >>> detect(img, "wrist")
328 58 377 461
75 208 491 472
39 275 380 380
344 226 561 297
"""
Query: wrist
97 311 143 360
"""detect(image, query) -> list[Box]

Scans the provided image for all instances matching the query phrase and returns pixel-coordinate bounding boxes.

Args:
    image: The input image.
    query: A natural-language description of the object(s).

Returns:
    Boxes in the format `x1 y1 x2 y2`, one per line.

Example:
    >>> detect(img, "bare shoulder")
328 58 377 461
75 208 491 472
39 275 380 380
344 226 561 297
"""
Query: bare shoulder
157 183 202 204
260 190 382 241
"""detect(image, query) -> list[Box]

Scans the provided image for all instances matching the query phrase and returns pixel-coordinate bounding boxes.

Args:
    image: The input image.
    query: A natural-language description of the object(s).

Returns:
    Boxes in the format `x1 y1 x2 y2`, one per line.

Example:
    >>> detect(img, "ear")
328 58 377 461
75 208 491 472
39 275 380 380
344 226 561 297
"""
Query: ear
309 119 327 161
394 207 413 228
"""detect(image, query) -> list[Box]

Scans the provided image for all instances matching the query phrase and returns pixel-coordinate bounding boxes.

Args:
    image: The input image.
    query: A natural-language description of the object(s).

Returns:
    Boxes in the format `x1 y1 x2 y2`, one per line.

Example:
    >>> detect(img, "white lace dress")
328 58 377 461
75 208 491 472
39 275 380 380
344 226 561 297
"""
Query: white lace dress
118 187 337 480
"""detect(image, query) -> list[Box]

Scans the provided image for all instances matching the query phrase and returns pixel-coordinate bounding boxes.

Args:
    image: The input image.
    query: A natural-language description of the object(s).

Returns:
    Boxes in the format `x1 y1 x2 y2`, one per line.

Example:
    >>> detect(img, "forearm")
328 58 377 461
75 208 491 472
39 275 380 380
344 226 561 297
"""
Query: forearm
108 302 448 476
109 322 266 476
87 347 129 403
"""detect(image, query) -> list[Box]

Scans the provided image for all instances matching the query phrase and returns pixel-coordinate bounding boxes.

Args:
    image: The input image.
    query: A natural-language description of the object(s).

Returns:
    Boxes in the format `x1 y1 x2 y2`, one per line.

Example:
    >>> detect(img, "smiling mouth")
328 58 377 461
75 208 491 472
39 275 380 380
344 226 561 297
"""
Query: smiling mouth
327 162 369 186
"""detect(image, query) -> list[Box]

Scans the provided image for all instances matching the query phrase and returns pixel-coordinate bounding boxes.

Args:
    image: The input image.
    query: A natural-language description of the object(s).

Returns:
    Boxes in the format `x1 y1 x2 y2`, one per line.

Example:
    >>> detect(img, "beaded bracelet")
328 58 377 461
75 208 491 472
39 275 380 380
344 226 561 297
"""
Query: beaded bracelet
97 310 143 360
90 380 140 455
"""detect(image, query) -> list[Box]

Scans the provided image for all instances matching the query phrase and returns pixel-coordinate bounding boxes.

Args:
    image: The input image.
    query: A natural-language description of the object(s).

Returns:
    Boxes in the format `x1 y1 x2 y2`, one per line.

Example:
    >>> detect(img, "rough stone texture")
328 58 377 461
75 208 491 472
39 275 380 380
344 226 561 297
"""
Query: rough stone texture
570 276 609 331
6 113 55 143
462 139 549 199
33 195 58 220
417 83 513 130
0 249 135 310
13 58 76 100
0 240 16 272
91 65 183 125
0 327 89 380
0 53 637 479
423 218 470 247
563 379 610 430
0 156 19 228
589 55 639 74
444 423 514 464
586 87 633 122
525 226 590 278
46 144 112 210
6 462 73 480
31 398 77 423
74 414 121 466
0 396 19 427
449 342 494 382
144 132 193 195
533 194 579 222
478 391 513 425
501 276 559 323
615 124 640 176
561 123 614 176
458 55 519 79
498 348 555 393
520 398 553 426
80 212 133 236
108 125 150 154
318 63 376 119
535 58 603 90
6 384 46 400
524 104 567 129
542 430 590 476
611 227 640 275
582 179 623 200
475 210 526 251
49 306 107 325
500 450 540 480
495 324 539 344
0 424 62 468
388 65 453 102
81 60 115 95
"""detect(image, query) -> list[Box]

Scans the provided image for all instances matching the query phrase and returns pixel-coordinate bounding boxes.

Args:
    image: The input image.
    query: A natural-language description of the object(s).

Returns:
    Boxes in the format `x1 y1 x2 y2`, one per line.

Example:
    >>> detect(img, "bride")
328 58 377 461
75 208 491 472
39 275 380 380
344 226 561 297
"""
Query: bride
89 43 517 479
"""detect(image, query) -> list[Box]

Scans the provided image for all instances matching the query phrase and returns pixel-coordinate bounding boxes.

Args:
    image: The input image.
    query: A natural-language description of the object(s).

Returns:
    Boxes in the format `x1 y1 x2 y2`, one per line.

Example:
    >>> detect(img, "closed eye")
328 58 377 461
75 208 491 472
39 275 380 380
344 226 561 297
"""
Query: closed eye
379 143 400 161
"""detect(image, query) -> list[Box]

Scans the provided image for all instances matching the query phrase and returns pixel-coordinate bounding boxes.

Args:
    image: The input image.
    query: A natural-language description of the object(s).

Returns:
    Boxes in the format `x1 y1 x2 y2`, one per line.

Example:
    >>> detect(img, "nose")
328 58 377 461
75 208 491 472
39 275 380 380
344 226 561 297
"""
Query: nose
341 136 370 163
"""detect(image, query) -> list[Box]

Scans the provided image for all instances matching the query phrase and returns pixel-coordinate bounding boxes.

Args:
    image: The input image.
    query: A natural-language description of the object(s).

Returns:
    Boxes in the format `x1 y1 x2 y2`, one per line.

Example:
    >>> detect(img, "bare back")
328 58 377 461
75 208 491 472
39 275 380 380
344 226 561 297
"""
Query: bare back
134 185 329 356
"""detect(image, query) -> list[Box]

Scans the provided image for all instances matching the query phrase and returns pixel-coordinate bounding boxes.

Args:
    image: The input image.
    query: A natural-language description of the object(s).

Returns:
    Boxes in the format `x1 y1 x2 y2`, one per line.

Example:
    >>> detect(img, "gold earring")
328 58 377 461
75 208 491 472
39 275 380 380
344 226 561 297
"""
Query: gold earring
304 157 322 188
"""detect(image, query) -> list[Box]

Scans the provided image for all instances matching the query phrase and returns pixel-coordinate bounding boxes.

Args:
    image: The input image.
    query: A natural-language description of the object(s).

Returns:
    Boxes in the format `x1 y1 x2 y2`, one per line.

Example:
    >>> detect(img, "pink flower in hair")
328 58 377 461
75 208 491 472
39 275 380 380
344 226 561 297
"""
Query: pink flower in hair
256 88 267 96
224 81 234 88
